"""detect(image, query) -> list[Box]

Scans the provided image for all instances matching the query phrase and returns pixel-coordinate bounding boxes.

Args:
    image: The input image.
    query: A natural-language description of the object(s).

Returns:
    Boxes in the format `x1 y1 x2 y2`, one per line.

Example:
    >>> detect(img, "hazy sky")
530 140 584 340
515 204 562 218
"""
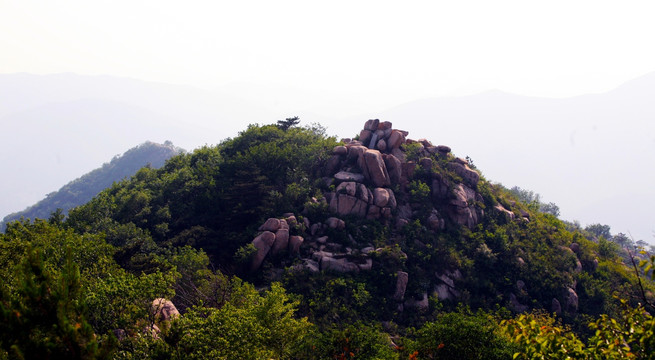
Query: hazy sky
3 0 655 106
2 1 654 240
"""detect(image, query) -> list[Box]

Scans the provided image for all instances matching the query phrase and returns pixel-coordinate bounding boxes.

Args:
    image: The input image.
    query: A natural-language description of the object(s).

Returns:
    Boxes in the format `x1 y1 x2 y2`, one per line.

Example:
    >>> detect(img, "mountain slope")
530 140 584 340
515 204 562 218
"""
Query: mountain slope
1 141 183 230
65 120 651 327
2 120 653 358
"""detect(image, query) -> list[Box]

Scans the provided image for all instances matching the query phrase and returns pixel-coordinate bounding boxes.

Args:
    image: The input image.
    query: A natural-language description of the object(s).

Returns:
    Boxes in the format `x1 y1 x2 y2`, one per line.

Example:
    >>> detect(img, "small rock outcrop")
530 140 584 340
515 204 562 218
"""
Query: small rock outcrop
563 287 579 313
251 231 276 271
151 298 180 322
394 271 409 301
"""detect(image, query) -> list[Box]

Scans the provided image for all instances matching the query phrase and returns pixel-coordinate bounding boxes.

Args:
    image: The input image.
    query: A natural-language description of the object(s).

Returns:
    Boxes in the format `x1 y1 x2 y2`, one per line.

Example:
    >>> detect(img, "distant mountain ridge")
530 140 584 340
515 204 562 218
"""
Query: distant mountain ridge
0 141 183 231
345 71 655 242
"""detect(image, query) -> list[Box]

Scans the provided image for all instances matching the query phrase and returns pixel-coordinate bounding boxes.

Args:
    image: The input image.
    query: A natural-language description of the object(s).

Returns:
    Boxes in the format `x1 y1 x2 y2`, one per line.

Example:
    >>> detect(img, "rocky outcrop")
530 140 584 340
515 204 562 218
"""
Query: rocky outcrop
509 293 529 313
404 293 429 311
434 270 461 301
552 298 562 316
563 287 579 313
151 298 180 322
447 158 480 187
362 150 391 187
394 271 409 301
447 184 483 228
251 231 277 271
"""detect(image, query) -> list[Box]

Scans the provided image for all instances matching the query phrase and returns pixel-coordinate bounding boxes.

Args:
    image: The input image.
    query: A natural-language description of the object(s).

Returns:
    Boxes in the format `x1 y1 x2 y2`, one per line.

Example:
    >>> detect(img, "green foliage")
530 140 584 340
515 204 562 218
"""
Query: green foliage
408 180 431 215
502 302 655 359
0 247 114 359
598 236 620 259
585 223 612 240
119 282 311 360
305 322 398 360
276 116 301 131
501 312 587 359
407 311 517 360
67 124 338 266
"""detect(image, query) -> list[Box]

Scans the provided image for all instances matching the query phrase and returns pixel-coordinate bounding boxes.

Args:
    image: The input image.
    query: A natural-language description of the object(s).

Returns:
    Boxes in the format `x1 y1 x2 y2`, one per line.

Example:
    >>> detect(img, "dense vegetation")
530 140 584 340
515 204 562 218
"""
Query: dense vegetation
0 141 182 231
1 121 654 359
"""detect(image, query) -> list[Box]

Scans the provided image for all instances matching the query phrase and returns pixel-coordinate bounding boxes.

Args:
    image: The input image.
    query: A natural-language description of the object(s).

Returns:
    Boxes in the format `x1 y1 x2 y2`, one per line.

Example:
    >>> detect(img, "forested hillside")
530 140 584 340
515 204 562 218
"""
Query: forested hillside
1 120 654 359
1 141 183 231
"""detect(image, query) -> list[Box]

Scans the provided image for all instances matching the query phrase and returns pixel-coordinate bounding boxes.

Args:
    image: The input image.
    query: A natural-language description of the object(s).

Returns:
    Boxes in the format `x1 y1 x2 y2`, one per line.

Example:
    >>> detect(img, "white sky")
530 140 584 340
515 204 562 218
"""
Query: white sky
1 0 654 240
2 0 655 105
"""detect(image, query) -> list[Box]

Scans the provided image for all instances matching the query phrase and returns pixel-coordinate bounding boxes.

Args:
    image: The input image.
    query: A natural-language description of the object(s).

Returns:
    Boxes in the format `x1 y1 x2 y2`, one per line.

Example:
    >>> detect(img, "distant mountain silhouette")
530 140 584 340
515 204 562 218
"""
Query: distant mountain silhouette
1 141 183 231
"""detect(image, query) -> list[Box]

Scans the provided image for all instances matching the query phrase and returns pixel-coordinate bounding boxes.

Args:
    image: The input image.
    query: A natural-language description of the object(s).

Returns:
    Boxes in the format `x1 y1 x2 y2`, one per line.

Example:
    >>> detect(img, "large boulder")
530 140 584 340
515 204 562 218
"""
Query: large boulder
386 188 397 209
359 129 373 146
494 203 515 220
336 181 357 196
259 218 281 232
151 298 180 322
431 174 449 200
321 256 360 273
387 130 406 149
325 155 342 176
563 287 579 313
325 217 346 230
330 194 367 217
383 154 402 185
447 184 482 228
289 235 304 254
376 139 387 152
447 161 480 187
364 119 380 131
394 271 409 301
333 145 348 156
373 187 390 207
271 228 289 255
362 150 391 187
250 231 276 271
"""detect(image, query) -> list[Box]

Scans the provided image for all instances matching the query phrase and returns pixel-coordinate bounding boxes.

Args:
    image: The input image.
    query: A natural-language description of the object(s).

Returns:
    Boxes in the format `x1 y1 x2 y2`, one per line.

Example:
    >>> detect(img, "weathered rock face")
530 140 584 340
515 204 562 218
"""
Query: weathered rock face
271 228 289 255
387 130 405 149
321 256 360 273
251 231 276 271
259 218 281 232
394 271 409 301
552 298 562 316
362 150 391 187
447 184 483 228
404 293 429 311
289 235 304 254
383 154 402 185
494 203 515 220
325 217 346 230
373 187 390 207
563 287 579 313
434 270 461 301
427 210 445 231
152 298 180 322
447 160 480 187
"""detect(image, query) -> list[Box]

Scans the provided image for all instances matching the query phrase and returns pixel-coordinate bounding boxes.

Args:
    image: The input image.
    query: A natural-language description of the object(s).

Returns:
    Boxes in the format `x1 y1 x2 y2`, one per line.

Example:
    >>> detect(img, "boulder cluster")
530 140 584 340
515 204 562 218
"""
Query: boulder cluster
249 213 374 274
324 119 484 230
246 119 553 312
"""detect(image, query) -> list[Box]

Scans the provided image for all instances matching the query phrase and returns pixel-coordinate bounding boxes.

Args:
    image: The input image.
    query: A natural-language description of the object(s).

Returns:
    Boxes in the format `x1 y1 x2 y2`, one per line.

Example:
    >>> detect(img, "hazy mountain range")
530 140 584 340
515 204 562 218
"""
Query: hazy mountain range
1 72 653 241
0 141 182 230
